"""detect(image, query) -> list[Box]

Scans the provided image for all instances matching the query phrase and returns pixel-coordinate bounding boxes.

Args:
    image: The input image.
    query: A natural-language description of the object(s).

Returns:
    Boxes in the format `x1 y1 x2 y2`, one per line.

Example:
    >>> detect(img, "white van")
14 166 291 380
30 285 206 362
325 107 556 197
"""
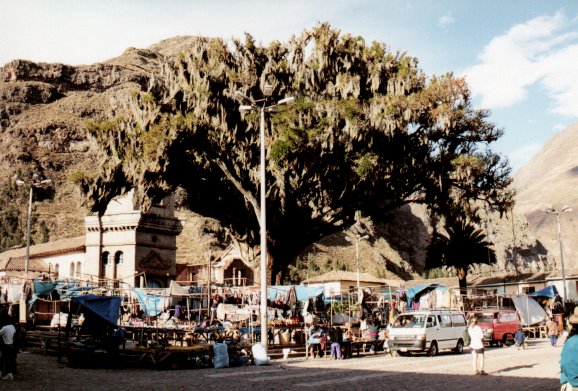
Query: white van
388 309 467 356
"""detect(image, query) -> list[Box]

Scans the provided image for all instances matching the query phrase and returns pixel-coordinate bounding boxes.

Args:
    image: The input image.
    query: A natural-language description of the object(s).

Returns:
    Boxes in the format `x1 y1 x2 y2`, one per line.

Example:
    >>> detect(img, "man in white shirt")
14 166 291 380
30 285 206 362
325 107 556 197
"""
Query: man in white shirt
0 316 17 381
468 317 487 375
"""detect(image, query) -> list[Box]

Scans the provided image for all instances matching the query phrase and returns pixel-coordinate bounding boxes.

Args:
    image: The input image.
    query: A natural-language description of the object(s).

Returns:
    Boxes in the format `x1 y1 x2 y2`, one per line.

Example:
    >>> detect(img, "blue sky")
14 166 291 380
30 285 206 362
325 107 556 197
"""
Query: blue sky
1 0 577 172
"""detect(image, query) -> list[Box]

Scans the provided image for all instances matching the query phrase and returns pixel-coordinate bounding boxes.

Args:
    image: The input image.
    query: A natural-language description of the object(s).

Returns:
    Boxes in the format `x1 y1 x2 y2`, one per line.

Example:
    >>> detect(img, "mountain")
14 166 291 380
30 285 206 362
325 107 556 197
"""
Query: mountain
0 36 555 282
513 123 578 271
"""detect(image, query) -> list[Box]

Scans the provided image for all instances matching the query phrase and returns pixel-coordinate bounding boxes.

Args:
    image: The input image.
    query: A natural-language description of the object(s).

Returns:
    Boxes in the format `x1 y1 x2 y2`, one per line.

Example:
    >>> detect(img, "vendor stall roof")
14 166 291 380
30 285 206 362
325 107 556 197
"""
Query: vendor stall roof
302 270 390 285
72 294 122 325
529 285 558 298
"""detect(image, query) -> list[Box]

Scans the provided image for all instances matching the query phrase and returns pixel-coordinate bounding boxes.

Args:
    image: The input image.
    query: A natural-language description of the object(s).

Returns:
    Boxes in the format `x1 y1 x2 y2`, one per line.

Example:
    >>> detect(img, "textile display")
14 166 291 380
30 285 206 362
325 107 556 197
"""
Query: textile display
133 289 164 317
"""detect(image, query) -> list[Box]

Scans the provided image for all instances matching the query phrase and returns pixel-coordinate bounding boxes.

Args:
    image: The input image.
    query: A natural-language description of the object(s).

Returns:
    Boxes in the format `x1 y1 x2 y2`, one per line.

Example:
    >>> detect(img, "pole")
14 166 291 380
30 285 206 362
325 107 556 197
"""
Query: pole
24 186 33 276
355 237 360 293
259 107 268 349
556 214 568 306
208 251 212 321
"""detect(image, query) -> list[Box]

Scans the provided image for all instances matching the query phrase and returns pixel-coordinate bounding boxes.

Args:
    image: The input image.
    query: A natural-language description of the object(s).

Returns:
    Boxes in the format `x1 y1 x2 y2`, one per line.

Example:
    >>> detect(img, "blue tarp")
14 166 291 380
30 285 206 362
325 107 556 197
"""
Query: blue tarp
407 283 447 307
268 286 292 301
295 286 323 301
267 285 324 302
529 285 558 298
71 295 121 325
29 281 98 308
133 288 163 317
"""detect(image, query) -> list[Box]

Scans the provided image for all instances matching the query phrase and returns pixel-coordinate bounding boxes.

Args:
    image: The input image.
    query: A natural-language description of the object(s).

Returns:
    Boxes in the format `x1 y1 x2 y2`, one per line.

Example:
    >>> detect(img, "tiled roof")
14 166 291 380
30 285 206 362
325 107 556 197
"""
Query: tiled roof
0 258 48 272
402 277 461 288
0 236 84 273
303 270 388 284
0 236 85 261
469 272 552 286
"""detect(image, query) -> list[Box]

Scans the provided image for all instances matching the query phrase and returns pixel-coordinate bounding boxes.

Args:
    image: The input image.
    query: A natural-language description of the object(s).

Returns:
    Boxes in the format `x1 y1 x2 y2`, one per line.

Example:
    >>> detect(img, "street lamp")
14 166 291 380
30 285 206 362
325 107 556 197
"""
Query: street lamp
14 174 52 276
544 205 572 306
234 85 295 349
345 234 369 293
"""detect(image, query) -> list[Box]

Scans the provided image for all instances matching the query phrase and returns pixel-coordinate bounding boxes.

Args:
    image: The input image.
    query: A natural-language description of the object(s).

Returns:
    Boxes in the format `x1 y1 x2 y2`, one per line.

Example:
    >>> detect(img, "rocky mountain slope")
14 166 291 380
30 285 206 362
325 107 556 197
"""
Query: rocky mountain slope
514 123 578 271
0 36 556 281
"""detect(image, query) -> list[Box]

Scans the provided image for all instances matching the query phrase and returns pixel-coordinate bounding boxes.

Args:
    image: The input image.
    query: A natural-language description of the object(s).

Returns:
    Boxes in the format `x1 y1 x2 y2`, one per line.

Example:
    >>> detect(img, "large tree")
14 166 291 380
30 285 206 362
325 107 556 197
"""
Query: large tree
77 24 514 281
426 216 497 293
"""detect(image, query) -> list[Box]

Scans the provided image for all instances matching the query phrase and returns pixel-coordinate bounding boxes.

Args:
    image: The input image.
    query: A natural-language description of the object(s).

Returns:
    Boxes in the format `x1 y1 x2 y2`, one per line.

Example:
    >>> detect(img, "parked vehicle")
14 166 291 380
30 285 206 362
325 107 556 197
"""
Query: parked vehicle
467 309 521 346
388 309 467 356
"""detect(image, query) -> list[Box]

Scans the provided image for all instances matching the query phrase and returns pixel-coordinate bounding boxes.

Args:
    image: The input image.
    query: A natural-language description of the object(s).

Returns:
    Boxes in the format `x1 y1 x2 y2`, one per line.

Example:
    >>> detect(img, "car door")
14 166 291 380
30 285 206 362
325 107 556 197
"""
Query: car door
437 313 455 350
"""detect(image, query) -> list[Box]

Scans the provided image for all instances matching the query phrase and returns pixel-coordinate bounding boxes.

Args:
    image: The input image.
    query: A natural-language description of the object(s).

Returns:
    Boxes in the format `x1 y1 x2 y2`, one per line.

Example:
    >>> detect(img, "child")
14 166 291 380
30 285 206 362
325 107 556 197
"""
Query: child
514 327 526 350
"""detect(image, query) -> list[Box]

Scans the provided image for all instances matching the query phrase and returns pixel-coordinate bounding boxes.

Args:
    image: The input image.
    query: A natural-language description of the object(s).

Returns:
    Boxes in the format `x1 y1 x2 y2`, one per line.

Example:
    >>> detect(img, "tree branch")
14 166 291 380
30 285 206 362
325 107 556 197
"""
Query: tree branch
216 160 261 226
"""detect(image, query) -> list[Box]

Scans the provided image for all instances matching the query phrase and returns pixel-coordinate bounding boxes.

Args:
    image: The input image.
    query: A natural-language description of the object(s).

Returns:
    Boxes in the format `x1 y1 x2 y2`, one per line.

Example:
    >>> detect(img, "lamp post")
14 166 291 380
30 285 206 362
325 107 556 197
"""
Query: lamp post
234 85 295 349
545 205 572 306
14 174 52 276
345 234 369 293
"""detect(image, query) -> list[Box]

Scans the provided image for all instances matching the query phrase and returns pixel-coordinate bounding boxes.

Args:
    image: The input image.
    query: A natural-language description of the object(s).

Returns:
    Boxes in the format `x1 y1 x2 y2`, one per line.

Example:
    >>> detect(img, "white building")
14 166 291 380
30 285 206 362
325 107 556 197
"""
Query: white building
0 189 184 288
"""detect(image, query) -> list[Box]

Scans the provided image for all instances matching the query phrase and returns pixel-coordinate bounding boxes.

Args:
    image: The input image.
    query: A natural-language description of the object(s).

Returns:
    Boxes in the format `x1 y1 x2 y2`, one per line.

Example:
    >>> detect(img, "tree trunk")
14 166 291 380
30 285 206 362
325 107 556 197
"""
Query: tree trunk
457 267 467 297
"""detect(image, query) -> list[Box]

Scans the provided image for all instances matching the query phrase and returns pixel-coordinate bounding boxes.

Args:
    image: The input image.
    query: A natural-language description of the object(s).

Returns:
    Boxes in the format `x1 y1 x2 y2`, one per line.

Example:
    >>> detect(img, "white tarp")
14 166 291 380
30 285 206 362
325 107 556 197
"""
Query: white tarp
511 294 547 326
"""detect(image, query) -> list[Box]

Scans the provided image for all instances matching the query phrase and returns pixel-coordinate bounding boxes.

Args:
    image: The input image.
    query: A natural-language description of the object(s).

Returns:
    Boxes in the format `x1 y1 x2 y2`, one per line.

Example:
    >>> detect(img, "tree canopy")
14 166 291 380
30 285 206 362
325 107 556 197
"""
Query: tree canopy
426 216 497 293
77 24 514 281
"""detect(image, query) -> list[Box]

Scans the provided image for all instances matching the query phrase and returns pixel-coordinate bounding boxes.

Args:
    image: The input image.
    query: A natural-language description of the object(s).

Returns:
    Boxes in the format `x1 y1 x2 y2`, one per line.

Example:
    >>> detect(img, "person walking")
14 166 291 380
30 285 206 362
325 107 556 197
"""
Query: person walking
560 308 578 390
468 317 487 375
0 315 17 381
547 317 560 347
514 327 526 350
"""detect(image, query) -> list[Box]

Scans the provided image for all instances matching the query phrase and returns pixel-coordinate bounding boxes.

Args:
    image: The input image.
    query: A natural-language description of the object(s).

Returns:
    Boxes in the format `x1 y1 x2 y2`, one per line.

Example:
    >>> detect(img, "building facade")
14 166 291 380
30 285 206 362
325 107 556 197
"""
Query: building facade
0 189 184 288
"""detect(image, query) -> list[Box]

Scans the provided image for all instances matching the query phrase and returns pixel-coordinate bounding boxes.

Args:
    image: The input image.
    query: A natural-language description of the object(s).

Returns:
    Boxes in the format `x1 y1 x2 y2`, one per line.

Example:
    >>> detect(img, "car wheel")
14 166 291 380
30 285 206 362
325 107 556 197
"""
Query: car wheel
454 339 464 354
428 341 438 357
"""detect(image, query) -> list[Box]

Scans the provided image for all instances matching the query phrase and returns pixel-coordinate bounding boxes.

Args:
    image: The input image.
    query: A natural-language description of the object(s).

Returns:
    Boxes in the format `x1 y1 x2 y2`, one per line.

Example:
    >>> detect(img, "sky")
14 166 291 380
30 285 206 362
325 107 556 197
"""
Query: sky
1 0 578 172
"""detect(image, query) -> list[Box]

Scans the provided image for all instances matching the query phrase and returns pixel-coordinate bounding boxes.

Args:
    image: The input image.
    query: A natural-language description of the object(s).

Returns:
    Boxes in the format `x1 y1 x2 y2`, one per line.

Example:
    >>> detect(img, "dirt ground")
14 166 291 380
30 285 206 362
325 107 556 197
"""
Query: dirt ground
5 338 563 391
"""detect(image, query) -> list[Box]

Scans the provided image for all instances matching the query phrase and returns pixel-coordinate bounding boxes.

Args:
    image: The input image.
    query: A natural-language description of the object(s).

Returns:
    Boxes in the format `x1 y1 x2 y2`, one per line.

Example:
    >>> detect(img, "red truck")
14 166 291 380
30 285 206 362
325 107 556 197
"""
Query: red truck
467 309 521 347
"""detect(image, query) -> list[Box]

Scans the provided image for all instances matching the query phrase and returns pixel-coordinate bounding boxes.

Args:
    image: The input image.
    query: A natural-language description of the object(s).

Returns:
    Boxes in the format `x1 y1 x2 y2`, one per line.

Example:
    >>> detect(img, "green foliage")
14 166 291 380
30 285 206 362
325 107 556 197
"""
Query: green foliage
423 267 455 279
426 217 496 292
0 178 51 252
286 253 347 284
80 24 514 281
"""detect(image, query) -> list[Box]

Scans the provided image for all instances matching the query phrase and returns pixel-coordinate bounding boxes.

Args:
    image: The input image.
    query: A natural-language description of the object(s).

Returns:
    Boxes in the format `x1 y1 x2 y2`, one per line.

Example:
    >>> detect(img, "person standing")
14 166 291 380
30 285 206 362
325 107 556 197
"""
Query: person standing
547 317 560 347
0 315 17 381
560 308 578 390
468 317 487 375
514 327 526 350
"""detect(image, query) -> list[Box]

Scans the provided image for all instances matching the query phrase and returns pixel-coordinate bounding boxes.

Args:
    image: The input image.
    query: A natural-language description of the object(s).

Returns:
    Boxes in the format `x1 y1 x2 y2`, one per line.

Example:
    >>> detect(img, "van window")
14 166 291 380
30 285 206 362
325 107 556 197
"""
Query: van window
499 313 517 323
474 313 495 323
426 316 437 328
392 314 426 328
438 314 452 328
450 313 466 327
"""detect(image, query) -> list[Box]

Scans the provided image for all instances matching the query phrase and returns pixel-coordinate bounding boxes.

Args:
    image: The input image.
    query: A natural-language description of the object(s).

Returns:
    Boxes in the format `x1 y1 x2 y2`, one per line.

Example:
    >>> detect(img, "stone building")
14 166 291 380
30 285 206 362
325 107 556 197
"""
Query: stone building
0 189 184 288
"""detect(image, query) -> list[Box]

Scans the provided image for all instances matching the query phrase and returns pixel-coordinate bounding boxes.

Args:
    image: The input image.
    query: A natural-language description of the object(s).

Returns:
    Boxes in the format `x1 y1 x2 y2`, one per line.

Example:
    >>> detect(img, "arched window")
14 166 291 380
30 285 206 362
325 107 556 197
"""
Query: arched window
100 252 110 282
114 251 123 265
101 252 110 266
76 261 82 277
70 262 75 277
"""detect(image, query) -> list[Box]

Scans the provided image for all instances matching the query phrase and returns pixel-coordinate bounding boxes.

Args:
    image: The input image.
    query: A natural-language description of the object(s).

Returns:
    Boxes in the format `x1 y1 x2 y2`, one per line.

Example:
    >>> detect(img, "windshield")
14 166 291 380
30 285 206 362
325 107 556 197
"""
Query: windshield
392 314 426 328
471 313 494 323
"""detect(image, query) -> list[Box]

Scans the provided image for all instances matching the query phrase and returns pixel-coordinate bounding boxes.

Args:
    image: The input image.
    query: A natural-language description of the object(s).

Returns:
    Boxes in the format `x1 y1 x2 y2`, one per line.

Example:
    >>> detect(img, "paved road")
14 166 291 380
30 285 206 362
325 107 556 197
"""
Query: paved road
11 339 562 390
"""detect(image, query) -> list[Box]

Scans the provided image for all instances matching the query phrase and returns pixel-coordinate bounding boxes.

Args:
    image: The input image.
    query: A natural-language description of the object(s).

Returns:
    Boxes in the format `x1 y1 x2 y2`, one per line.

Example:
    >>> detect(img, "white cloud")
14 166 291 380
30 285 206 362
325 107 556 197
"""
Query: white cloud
462 11 578 118
438 12 455 28
508 143 543 170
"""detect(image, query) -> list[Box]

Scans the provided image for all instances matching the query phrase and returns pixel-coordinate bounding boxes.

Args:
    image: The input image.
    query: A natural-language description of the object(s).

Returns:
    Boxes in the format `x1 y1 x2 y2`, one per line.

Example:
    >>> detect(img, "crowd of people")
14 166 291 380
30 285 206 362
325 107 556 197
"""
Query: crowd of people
305 316 385 360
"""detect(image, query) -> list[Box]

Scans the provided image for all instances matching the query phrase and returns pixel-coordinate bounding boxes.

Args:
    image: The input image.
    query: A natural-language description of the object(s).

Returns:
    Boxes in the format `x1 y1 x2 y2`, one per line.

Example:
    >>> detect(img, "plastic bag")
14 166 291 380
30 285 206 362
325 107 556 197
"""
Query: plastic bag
213 342 229 369
251 343 270 366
